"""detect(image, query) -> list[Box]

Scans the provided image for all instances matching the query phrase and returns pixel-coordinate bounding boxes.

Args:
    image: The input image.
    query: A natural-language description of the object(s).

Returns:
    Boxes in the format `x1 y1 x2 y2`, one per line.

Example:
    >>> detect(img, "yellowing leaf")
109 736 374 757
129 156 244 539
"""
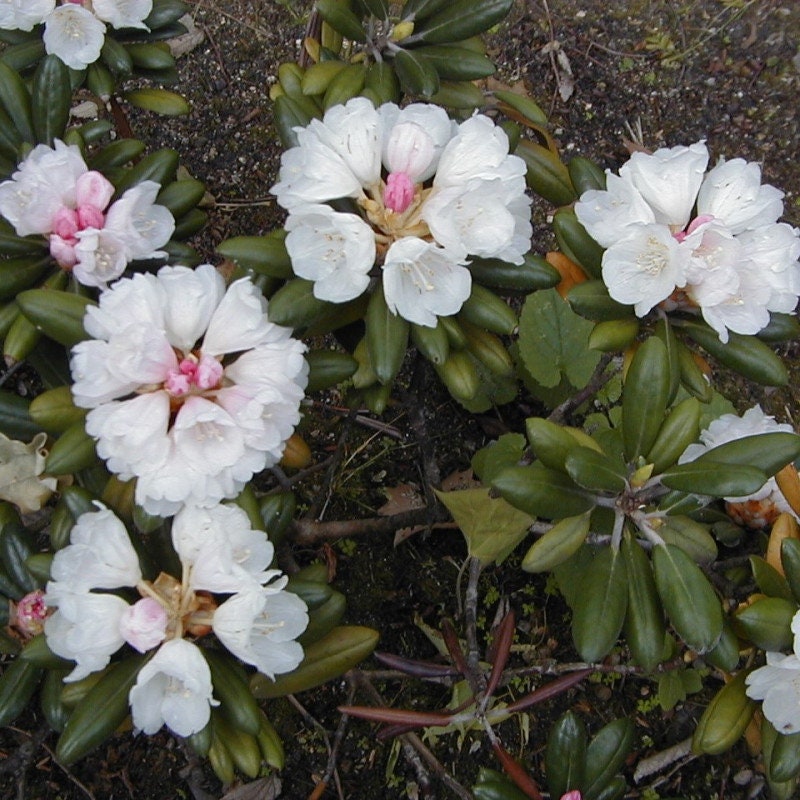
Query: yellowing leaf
435 487 533 565
0 431 56 513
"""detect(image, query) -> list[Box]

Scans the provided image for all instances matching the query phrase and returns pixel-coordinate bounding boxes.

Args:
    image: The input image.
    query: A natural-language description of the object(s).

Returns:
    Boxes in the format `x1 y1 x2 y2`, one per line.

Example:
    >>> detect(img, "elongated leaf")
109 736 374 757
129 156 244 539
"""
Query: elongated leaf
16 289 94 347
622 336 670 460
692 432 800 478
660 460 768 497
568 279 633 322
733 596 797 651
393 48 439 98
409 0 513 44
515 139 576 206
521 511 591 573
32 56 71 146
216 233 293 278
517 288 600 389
571 545 628 662
56 654 148 764
681 320 788 386
692 670 755 755
492 463 594 520
0 60 34 143
652 543 722 653
251 626 379 698
584 718 634 800
622 534 665 671
546 711 587 799
565 446 627 493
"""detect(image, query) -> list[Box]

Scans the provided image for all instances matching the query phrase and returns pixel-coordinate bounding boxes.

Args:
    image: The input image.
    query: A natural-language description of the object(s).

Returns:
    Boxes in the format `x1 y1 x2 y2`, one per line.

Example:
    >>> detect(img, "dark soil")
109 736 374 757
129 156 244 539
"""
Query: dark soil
2 1 800 798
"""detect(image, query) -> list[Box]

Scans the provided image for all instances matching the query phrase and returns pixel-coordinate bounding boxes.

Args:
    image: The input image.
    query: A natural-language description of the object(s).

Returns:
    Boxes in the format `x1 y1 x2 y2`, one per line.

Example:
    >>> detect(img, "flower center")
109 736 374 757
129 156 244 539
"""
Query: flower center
164 353 224 398
14 590 48 637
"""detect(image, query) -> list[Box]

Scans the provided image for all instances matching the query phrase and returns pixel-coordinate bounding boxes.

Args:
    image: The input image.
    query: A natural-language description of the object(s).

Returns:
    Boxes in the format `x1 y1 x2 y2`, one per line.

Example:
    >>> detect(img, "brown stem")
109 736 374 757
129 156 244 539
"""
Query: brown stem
547 353 615 424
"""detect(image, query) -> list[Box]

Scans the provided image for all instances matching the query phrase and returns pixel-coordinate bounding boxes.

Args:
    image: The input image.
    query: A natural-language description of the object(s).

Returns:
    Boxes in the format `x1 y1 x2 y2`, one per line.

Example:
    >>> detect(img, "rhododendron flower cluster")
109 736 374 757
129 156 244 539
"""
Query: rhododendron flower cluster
0 140 174 287
574 141 800 342
679 405 797 528
44 503 308 737
746 609 800 735
271 97 532 327
70 263 309 516
0 0 153 70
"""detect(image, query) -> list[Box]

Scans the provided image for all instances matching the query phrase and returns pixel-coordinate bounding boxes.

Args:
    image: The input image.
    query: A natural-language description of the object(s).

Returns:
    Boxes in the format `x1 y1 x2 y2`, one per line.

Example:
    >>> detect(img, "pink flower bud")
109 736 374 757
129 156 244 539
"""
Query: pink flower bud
120 597 168 653
77 204 105 230
15 590 48 636
51 207 79 241
560 792 582 800
194 354 223 390
75 170 115 213
50 234 78 268
384 172 415 214
385 122 435 178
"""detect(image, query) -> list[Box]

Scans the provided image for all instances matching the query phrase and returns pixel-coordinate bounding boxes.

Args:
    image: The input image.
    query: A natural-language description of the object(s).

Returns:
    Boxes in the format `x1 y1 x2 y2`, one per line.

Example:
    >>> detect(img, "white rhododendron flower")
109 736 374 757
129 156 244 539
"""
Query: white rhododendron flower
574 141 800 341
129 639 217 737
679 405 797 528
0 0 152 71
44 504 308 735
70 264 309 515
213 588 309 679
746 611 800 735
0 140 174 287
272 97 532 326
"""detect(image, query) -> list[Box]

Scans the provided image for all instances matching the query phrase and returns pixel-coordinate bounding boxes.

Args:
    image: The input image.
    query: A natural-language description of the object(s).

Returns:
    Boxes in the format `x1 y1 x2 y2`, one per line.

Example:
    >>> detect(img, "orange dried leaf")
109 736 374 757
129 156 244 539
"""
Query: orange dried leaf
766 512 800 574
546 251 588 299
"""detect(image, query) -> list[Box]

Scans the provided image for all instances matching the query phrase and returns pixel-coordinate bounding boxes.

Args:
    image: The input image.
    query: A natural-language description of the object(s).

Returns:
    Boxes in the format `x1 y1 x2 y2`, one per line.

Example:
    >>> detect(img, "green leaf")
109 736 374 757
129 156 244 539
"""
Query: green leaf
584 718 634 800
471 433 526 484
251 625 379 698
659 461 768 497
750 555 795 601
517 288 600 389
646 397 702 474
492 463 594 520
0 59 34 143
681 320 788 386
565 446 627 493
56 655 149 764
216 233 293 279
521 511 591 573
733 596 797 651
571 545 628 662
652 543 723 653
515 139 576 206
658 516 717 564
568 279 633 322
409 0 513 44
622 533 665 671
409 45 495 80
692 670 756 755
546 710 587 799
691 432 800 478
32 55 71 146
16 289 94 347
622 336 671 461
435 487 533 565
392 48 439 97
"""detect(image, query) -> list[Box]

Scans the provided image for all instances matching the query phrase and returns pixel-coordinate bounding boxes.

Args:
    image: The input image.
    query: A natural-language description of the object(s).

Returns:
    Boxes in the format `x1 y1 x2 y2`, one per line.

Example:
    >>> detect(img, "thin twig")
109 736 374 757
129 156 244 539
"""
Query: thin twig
292 503 451 545
547 353 615 424
463 557 488 694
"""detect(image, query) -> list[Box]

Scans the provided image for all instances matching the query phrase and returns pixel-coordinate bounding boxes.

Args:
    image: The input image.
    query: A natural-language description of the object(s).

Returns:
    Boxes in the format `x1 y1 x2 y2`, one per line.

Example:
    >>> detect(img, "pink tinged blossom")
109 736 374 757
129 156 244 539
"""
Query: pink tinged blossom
618 141 709 230
165 355 223 397
384 172 415 213
15 590 48 636
128 638 218 737
384 121 436 179
560 793 582 800
119 598 167 653
212 589 308 679
75 170 114 213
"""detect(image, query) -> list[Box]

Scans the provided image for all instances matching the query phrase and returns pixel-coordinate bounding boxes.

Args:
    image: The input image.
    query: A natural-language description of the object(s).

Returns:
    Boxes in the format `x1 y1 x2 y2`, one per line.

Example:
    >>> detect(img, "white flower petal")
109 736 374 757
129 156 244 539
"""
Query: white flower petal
600 224 688 315
0 0 54 31
92 0 152 30
619 141 709 229
213 589 308 679
697 158 784 234
285 203 375 303
382 237 471 327
43 5 106 70
129 639 217 737
103 181 174 260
